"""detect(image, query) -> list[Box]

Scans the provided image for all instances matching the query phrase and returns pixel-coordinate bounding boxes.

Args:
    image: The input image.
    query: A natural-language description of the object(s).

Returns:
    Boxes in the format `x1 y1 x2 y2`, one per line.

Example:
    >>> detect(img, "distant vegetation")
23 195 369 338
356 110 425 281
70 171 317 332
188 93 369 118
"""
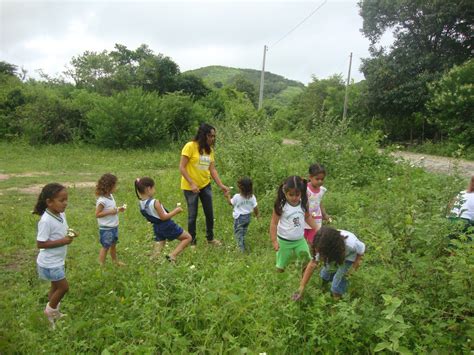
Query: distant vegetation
186 65 305 108
0 0 472 156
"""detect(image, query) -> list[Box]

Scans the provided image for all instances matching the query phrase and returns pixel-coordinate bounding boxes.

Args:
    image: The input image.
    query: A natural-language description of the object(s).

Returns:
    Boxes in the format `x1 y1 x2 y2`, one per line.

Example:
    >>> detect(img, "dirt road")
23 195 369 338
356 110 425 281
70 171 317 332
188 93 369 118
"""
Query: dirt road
281 138 473 177
390 151 474 177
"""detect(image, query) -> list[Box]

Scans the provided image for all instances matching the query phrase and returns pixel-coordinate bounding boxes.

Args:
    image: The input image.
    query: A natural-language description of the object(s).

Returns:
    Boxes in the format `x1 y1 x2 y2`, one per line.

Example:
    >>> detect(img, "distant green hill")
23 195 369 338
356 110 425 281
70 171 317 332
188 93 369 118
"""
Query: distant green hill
185 65 305 106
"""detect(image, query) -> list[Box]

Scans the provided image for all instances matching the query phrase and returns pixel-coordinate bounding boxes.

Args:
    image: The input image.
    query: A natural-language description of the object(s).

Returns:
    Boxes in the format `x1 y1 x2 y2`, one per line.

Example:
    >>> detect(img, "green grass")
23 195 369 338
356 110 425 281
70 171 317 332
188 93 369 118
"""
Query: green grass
0 141 472 353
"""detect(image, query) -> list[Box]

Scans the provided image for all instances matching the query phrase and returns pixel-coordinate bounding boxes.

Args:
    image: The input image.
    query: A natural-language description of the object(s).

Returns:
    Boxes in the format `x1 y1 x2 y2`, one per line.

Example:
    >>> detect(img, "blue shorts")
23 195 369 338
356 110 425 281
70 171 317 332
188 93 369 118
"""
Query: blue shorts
99 227 119 248
37 265 65 282
320 260 354 295
153 220 183 242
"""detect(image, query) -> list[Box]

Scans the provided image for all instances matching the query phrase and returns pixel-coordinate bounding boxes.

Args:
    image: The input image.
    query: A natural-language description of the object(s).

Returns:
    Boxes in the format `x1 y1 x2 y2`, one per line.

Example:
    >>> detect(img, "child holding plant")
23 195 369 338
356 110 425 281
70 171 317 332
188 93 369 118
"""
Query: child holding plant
292 226 365 301
33 183 78 327
270 176 320 273
135 177 191 262
224 177 259 252
95 173 126 266
304 163 330 246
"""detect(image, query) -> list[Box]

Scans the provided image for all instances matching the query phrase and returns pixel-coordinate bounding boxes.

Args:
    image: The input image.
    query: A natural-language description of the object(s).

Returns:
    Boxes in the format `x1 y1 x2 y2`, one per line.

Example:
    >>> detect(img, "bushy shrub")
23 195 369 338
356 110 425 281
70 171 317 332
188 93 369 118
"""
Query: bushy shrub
86 88 208 148
0 74 26 138
17 84 83 144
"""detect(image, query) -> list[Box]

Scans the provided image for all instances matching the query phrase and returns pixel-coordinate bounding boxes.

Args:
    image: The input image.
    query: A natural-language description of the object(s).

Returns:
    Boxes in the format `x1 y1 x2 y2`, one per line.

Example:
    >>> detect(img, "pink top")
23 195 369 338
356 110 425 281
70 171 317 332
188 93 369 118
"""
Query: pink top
304 183 327 229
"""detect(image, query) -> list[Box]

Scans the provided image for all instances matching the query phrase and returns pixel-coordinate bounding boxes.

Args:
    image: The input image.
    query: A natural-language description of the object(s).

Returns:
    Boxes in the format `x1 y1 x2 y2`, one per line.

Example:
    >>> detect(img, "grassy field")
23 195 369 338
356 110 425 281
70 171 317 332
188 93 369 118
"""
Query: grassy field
0 141 472 353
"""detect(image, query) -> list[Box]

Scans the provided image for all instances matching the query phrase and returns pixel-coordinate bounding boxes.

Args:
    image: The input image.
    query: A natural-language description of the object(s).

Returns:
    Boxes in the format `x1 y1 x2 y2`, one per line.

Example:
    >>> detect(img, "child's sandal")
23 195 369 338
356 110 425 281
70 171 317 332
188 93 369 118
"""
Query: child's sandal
165 255 176 264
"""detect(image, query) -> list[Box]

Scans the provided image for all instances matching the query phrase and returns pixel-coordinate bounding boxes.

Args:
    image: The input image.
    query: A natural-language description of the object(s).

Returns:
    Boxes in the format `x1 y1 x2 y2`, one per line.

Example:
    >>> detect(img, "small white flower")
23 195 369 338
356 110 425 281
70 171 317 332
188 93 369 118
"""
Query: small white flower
176 202 181 207
122 204 127 209
387 177 392 181
230 186 234 189
190 265 196 270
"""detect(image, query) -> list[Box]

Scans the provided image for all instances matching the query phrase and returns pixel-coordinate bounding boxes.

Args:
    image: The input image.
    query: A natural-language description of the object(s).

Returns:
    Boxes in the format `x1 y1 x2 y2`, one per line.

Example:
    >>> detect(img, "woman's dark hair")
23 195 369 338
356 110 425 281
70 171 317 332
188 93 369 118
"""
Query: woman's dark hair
273 176 308 216
193 123 215 155
33 183 66 215
134 177 155 199
309 163 326 177
238 177 253 198
312 226 346 265
96 173 117 197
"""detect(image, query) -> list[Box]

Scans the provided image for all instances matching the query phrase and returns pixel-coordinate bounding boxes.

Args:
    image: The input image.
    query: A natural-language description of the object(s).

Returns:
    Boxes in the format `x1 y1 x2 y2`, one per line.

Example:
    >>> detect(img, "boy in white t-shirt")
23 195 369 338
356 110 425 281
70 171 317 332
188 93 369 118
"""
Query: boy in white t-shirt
224 177 259 252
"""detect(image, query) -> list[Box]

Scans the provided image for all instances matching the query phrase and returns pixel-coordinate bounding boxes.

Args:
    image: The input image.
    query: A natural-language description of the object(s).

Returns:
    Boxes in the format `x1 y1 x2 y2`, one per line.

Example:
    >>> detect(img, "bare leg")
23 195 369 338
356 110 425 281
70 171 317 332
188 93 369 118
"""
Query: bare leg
99 247 108 266
151 241 166 259
169 231 192 260
110 243 125 266
49 279 69 309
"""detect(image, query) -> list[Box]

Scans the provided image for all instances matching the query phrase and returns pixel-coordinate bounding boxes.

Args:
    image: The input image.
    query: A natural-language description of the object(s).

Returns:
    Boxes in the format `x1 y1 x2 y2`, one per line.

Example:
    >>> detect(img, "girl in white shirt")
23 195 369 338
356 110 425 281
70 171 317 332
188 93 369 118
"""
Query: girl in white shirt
95 173 126 266
269 176 320 273
33 183 78 327
224 177 259 252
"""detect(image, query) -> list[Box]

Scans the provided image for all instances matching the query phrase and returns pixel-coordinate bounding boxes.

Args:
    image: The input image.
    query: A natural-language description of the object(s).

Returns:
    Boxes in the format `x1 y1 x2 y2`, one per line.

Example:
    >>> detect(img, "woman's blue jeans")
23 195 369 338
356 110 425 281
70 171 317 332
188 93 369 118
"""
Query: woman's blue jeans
183 184 214 245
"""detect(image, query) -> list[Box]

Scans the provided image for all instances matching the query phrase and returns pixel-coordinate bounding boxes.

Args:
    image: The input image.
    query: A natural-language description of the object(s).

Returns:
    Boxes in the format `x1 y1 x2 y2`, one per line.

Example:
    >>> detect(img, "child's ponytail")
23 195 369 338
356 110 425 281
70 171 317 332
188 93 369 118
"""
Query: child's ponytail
33 183 66 216
134 177 155 199
273 183 287 216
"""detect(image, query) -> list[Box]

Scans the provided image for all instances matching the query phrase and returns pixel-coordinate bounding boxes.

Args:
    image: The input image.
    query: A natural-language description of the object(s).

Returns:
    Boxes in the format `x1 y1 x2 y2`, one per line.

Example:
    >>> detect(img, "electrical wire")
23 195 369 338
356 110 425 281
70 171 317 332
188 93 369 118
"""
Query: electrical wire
270 0 328 48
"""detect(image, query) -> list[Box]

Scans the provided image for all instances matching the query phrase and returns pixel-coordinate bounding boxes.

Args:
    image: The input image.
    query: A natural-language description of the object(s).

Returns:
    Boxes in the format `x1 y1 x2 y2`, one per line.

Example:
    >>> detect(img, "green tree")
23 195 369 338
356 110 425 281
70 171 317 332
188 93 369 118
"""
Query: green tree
232 75 258 108
176 74 210 99
359 0 474 140
427 59 474 145
0 61 18 76
65 44 182 95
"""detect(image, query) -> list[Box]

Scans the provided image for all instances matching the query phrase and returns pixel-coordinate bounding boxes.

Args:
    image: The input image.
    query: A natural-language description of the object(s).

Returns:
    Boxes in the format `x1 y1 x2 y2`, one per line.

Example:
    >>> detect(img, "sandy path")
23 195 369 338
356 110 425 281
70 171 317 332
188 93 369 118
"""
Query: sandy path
390 151 474 177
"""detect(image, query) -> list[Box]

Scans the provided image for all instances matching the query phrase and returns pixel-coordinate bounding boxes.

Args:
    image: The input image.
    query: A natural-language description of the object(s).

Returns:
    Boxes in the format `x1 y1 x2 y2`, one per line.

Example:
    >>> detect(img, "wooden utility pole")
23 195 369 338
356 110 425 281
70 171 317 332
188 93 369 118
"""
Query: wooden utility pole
258 45 268 110
343 52 352 120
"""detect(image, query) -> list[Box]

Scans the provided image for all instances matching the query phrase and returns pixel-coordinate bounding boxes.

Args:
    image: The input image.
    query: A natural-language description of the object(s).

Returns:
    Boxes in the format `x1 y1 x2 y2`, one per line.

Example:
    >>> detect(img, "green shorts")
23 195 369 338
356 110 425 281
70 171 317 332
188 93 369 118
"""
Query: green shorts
276 236 311 269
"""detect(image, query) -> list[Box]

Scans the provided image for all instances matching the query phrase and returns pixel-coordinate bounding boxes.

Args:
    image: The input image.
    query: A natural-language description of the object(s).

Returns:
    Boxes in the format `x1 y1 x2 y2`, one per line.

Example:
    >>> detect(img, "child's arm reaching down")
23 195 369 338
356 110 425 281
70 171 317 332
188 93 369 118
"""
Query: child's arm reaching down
269 210 280 251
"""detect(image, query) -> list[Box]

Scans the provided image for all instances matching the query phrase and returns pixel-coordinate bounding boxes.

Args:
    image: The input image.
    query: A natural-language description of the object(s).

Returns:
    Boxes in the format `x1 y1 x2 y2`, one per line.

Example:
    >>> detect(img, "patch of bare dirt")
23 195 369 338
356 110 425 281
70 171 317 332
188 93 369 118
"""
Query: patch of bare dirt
391 151 474 177
0 171 95 181
0 249 36 272
2 181 97 195
282 138 301 146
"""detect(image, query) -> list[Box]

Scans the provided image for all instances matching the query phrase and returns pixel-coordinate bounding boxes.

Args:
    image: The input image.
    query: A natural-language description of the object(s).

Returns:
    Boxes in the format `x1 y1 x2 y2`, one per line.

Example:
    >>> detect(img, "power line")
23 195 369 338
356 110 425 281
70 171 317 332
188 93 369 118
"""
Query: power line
270 0 328 48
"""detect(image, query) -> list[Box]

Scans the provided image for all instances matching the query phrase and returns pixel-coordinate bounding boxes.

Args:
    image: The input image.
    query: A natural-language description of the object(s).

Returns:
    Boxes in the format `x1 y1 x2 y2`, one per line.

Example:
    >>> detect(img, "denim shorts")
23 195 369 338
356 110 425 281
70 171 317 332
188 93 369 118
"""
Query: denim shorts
320 260 354 295
37 264 65 282
99 227 119 248
153 220 184 242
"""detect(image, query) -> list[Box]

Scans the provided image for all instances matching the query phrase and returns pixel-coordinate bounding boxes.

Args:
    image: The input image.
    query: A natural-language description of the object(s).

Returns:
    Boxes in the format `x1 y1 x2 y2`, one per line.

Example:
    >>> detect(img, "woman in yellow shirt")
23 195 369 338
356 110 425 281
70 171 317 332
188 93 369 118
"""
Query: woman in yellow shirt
179 123 229 246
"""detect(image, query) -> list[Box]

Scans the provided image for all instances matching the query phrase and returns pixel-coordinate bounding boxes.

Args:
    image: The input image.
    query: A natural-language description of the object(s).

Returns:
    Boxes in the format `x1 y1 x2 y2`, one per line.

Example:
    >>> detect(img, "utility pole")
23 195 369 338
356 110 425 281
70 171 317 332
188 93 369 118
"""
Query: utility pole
342 52 352 120
258 45 267 110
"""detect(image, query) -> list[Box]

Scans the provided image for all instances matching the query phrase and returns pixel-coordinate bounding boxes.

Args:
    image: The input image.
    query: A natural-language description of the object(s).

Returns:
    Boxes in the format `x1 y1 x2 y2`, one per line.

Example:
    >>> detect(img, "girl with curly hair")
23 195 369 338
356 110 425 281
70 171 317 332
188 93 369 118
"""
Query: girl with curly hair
292 226 365 301
95 173 126 266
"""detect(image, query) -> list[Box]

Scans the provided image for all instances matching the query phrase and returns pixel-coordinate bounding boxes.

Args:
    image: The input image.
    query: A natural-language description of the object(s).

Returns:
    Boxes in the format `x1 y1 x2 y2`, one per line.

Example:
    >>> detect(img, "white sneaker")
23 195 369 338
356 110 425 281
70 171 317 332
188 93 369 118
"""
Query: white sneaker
44 306 56 328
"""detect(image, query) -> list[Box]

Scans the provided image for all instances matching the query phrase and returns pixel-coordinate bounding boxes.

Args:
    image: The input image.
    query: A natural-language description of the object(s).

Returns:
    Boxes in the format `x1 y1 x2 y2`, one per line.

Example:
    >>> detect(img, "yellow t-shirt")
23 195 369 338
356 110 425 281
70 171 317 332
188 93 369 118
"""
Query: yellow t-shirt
180 141 215 190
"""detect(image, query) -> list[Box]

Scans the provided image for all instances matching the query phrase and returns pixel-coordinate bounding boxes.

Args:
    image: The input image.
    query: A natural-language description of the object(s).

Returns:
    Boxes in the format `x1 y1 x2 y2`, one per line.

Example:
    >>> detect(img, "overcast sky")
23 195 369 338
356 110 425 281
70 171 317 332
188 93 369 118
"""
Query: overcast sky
0 0 393 84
